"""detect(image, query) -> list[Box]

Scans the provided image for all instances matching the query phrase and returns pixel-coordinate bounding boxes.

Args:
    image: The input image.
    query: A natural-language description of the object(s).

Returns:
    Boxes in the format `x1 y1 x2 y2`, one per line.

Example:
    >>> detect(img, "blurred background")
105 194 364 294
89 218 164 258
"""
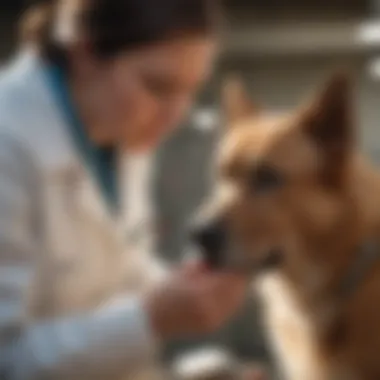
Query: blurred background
2 0 380 373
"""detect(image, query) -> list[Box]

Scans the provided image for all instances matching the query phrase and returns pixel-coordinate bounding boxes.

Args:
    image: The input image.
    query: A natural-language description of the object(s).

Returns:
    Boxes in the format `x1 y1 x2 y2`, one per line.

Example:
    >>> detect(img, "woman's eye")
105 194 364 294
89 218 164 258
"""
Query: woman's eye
249 164 285 194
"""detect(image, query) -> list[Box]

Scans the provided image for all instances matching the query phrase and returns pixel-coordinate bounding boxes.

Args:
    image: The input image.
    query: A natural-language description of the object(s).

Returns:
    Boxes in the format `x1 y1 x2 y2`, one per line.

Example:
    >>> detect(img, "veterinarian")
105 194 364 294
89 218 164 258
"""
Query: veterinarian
0 0 249 379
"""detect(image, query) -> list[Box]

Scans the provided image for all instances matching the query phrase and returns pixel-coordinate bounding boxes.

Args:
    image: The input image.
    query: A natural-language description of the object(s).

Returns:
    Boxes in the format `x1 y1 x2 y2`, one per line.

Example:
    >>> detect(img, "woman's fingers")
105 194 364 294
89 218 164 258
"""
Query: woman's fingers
145 261 251 339
241 365 269 380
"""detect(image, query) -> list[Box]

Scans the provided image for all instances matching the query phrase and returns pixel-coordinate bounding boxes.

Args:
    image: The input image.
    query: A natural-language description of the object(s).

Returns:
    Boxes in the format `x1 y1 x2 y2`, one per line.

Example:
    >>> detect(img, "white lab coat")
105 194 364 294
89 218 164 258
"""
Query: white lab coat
0 49 167 380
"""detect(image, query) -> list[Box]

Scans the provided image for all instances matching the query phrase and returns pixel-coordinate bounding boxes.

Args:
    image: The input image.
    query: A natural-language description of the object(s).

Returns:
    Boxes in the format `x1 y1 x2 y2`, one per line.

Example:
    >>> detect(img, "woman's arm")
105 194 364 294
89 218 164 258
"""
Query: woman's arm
0 135 158 380
0 134 250 380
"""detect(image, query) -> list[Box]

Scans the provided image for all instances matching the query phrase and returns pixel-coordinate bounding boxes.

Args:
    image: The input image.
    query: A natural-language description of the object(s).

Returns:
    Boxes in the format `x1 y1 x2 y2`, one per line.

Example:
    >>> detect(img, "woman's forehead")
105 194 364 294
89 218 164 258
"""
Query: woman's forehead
125 37 216 75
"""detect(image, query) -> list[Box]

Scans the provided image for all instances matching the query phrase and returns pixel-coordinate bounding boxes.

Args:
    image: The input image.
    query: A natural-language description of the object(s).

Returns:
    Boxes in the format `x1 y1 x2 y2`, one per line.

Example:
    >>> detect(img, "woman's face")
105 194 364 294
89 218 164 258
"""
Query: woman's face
76 37 217 151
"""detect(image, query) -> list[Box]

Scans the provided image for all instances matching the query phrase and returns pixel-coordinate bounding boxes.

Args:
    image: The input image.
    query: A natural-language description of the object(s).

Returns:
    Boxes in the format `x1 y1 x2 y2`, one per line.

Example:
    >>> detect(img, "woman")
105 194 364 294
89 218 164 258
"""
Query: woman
0 1 249 379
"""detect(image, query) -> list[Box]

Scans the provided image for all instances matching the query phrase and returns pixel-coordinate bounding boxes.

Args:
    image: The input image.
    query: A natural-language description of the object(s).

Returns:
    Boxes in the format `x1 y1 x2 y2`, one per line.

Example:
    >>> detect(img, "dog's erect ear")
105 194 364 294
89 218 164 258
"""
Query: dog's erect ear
222 76 258 125
302 72 353 146
301 71 354 187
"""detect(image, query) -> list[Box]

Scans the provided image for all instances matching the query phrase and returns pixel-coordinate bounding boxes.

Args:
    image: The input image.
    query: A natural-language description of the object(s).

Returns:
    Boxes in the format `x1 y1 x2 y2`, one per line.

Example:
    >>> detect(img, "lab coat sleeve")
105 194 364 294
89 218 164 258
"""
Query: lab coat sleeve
0 135 159 380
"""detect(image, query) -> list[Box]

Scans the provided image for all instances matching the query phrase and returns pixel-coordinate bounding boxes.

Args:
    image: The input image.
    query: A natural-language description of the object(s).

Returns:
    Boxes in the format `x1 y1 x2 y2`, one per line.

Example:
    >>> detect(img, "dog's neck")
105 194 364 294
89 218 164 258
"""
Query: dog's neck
350 157 380 230
280 156 380 342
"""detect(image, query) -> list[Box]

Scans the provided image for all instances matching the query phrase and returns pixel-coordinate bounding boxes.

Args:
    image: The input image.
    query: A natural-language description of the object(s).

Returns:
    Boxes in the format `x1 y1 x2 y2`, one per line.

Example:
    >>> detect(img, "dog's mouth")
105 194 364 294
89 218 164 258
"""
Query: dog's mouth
225 247 285 275
189 220 284 274
197 243 285 275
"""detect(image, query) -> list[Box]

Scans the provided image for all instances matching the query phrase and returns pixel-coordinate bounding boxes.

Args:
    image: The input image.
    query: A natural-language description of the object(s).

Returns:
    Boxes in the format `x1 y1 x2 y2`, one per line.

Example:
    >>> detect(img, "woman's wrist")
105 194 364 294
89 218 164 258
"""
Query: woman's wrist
142 286 173 341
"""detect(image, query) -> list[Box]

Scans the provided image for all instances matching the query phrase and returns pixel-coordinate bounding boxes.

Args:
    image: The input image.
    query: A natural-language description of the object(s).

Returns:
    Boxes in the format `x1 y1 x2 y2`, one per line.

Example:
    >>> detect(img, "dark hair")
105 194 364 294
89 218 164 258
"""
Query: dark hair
21 0 221 65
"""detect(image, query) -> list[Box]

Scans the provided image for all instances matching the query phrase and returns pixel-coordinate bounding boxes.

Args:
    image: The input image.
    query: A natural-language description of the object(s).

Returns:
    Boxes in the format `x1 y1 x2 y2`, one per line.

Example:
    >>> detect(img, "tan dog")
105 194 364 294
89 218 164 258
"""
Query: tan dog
192 73 380 380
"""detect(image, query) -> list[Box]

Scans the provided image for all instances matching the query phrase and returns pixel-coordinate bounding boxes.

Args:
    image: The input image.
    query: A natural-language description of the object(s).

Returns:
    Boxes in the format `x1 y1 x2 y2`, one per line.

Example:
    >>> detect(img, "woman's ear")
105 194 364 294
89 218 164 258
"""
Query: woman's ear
300 71 355 187
222 76 259 126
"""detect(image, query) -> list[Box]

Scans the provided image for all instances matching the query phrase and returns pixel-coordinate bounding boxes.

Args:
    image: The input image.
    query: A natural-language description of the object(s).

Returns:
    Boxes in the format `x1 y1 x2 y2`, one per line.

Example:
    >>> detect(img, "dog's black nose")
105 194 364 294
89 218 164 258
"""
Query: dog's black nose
190 220 226 268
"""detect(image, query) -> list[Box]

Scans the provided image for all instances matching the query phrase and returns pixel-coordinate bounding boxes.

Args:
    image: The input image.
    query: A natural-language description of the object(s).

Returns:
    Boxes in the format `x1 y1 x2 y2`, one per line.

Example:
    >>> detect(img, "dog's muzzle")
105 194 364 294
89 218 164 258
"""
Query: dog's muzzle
190 221 284 274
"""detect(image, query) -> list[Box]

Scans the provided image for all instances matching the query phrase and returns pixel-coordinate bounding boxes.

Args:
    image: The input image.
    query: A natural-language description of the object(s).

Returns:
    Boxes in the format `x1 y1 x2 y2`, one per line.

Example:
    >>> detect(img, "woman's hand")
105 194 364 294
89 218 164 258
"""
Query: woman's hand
241 364 269 380
144 261 249 339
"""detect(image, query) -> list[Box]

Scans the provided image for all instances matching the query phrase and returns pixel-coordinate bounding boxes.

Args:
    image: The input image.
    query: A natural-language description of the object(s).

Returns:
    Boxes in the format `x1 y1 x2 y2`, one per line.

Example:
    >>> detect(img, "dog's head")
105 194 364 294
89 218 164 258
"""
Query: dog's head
192 73 357 274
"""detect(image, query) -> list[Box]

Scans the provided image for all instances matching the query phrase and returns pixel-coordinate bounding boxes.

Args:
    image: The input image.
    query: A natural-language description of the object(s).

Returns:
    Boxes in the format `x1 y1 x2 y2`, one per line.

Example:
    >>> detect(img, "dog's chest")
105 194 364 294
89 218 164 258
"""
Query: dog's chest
257 274 334 380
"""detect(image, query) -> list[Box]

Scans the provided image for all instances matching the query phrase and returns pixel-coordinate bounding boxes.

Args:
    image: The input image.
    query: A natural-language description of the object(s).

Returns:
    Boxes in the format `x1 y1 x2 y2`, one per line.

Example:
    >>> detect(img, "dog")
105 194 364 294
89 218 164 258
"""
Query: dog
191 73 380 380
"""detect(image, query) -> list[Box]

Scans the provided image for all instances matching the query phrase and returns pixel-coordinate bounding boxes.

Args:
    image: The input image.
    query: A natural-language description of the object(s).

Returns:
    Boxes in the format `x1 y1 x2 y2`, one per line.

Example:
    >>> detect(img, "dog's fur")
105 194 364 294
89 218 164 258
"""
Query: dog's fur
196 74 380 380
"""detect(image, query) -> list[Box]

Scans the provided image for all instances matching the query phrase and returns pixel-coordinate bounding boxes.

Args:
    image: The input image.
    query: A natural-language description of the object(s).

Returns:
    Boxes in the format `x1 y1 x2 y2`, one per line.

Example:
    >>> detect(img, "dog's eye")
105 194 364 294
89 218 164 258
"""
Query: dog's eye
250 164 284 194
